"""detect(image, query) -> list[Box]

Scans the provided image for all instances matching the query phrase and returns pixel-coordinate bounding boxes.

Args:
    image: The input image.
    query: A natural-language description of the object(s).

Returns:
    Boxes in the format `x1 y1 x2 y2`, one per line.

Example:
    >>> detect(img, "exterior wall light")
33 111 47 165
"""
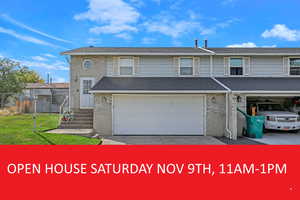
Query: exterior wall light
211 96 216 103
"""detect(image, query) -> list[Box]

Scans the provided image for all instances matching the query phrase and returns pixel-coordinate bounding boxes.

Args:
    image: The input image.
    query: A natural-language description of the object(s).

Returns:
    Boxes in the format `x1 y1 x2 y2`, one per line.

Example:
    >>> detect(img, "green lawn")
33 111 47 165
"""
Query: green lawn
0 114 100 145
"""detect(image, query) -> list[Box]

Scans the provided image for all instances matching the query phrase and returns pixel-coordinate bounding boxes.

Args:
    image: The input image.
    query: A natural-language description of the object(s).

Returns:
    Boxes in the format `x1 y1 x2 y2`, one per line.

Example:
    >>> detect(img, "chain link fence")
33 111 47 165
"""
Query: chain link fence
0 92 68 114
0 92 69 138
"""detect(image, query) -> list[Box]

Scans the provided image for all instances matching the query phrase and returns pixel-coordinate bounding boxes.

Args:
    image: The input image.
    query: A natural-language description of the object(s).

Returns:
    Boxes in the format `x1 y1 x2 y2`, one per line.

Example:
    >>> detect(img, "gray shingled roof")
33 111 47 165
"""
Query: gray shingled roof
91 77 226 91
62 46 300 55
91 77 300 92
61 47 211 55
208 48 300 55
216 77 300 91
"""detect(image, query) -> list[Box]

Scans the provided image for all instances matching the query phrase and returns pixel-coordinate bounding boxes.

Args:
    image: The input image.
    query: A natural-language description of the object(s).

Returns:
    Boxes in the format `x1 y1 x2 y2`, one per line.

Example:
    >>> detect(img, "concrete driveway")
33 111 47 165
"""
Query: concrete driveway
249 132 300 145
102 136 225 145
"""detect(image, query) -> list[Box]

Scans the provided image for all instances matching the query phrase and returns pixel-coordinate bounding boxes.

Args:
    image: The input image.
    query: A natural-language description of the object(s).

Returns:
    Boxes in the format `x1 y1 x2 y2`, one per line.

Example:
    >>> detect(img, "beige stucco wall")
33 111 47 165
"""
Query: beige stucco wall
206 94 226 137
70 55 106 110
93 94 112 135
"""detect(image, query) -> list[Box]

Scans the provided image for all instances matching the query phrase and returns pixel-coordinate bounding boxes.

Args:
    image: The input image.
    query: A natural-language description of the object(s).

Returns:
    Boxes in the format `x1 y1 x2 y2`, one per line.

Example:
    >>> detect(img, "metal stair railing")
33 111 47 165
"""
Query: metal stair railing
58 95 69 126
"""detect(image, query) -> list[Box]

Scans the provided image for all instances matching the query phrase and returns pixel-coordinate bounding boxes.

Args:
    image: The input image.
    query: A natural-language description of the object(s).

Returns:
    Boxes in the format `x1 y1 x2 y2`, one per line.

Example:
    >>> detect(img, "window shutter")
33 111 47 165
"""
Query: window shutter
133 56 139 75
243 57 250 76
112 56 119 75
224 57 230 76
173 57 180 76
193 57 200 76
283 57 290 75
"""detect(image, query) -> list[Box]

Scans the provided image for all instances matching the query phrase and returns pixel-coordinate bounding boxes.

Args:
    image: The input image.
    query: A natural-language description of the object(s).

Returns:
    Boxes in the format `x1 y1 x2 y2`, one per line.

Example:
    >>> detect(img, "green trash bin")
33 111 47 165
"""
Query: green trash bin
237 108 265 138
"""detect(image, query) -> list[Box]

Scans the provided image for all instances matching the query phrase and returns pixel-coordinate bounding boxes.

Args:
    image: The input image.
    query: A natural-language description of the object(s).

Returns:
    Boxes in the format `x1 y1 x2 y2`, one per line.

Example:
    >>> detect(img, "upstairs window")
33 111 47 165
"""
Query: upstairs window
179 58 193 76
230 58 243 76
290 58 300 75
119 57 134 76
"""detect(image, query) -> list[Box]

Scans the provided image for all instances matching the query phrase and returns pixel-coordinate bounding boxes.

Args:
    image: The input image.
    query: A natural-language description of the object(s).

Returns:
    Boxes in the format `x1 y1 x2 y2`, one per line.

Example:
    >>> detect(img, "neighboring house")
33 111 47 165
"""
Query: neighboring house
61 43 300 139
23 83 69 113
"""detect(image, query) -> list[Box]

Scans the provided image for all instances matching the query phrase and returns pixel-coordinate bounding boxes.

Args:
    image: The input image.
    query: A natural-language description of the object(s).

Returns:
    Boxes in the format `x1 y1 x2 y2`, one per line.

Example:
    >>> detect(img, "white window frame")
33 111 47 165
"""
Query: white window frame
118 56 134 76
178 57 194 76
288 57 300 76
82 59 93 70
228 57 244 76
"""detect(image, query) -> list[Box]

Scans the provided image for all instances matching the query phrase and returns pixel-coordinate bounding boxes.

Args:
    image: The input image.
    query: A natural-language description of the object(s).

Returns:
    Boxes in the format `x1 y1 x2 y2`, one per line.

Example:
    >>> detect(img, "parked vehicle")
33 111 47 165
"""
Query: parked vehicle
255 103 300 132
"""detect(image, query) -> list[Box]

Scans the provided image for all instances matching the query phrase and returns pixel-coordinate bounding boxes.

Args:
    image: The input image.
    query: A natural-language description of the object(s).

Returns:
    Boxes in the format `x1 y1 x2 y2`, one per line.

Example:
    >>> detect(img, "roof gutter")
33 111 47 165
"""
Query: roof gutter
231 90 300 94
60 52 213 56
213 53 300 56
61 52 300 56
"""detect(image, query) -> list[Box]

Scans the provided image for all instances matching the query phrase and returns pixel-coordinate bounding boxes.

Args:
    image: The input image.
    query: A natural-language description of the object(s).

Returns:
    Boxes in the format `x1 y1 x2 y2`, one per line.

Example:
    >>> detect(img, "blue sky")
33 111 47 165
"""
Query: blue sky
1 0 300 82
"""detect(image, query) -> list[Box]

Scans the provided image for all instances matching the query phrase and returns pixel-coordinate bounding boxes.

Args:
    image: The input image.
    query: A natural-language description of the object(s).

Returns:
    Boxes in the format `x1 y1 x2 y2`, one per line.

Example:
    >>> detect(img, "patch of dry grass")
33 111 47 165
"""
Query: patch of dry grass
0 107 20 116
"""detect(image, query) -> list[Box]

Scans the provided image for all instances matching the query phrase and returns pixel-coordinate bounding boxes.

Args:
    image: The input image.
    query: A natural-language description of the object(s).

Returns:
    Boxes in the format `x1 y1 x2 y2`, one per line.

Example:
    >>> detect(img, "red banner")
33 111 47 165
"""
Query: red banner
0 145 299 199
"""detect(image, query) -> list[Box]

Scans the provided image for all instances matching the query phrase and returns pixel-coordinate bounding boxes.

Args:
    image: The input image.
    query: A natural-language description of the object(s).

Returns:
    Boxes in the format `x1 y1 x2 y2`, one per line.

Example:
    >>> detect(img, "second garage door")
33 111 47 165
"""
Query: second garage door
113 95 206 135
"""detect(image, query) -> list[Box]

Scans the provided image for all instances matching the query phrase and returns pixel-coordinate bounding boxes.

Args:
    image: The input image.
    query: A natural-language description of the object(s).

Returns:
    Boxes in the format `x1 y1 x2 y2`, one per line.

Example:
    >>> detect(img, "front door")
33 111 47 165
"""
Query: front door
80 78 94 109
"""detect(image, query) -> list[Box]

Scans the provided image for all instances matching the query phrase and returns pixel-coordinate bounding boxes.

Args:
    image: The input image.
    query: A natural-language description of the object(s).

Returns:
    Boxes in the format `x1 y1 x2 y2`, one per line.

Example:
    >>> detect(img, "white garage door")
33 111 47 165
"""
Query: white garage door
113 95 205 135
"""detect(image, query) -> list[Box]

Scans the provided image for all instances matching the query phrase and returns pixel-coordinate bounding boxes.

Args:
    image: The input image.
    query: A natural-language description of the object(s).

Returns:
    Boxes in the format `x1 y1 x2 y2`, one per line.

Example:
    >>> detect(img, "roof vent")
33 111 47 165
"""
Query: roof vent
204 39 208 49
194 39 198 48
89 45 94 48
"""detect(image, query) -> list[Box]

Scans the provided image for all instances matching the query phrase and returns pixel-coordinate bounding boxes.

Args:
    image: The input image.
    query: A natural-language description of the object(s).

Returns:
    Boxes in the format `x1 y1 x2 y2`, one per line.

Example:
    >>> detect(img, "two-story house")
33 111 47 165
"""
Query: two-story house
61 43 300 139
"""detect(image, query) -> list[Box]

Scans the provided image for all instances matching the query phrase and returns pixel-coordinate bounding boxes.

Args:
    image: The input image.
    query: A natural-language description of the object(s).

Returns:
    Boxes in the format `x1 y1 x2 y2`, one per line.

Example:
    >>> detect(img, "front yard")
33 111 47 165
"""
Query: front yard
0 114 100 145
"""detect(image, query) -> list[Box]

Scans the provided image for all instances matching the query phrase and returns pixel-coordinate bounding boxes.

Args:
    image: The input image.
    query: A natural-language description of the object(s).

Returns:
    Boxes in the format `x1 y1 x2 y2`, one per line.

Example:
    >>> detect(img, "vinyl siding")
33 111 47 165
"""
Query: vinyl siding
97 55 288 78
106 56 211 77
213 56 286 77
199 56 211 77
107 56 176 77
137 56 176 77
106 56 114 76
212 56 225 77
250 56 285 76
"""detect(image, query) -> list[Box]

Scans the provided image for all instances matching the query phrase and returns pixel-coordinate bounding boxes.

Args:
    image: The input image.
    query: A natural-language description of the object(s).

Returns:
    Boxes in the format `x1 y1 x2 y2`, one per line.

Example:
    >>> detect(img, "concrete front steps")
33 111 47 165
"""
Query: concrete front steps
59 109 93 129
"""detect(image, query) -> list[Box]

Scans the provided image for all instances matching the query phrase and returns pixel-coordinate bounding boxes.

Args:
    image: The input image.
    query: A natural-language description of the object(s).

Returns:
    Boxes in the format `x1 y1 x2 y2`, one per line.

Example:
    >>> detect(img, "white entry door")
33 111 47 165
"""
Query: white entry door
80 78 95 108
113 95 206 135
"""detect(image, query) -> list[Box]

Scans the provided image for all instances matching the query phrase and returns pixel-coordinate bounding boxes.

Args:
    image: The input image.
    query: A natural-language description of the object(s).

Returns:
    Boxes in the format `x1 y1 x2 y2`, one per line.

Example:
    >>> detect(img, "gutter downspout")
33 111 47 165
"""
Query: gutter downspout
211 77 233 139
210 55 213 77
68 55 71 112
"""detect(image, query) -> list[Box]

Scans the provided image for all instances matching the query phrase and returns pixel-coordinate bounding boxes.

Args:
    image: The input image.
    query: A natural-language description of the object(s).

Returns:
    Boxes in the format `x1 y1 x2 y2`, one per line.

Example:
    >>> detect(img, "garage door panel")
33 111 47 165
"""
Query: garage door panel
113 95 205 135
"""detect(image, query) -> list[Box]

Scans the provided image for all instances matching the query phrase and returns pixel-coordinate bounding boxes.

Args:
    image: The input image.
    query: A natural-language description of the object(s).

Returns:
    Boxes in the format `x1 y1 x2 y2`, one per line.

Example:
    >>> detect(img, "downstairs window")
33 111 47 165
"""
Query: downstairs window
230 58 243 76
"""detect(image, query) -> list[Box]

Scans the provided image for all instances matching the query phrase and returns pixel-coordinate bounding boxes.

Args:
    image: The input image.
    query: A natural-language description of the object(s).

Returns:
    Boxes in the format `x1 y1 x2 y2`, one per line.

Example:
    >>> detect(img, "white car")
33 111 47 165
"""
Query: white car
256 103 300 132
